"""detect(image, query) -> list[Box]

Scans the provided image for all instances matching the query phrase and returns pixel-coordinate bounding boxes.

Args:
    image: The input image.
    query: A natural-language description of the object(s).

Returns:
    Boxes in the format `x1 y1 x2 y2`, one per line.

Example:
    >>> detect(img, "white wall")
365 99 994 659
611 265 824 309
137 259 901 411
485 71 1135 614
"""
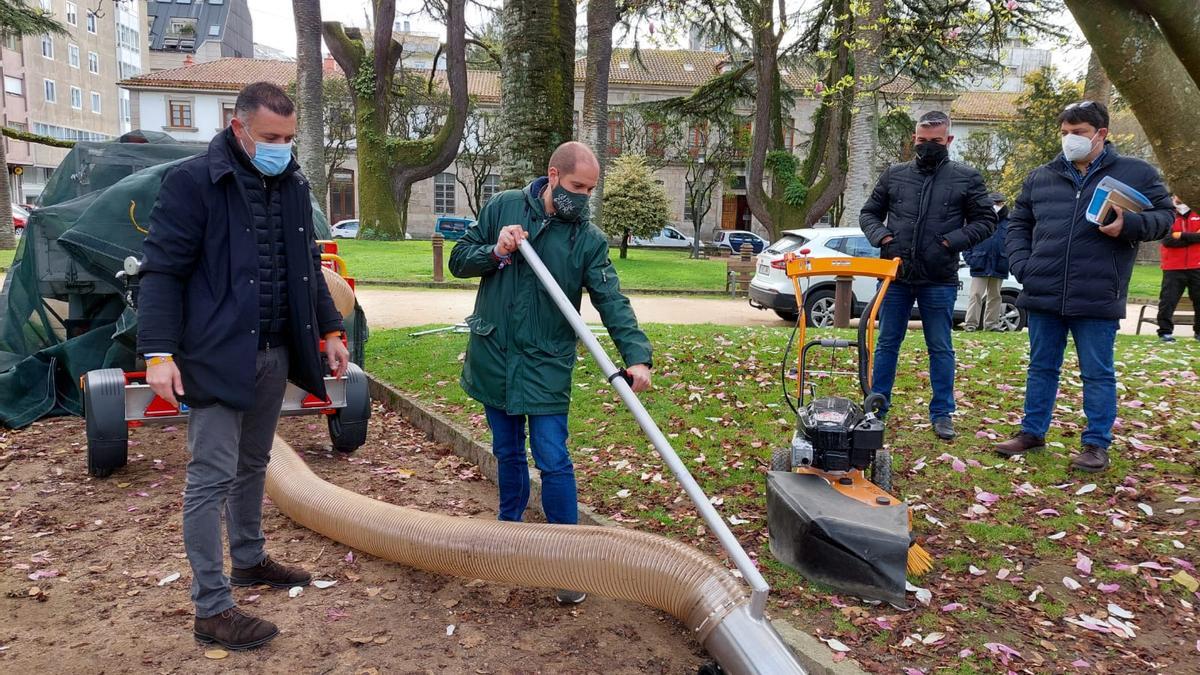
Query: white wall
131 89 235 142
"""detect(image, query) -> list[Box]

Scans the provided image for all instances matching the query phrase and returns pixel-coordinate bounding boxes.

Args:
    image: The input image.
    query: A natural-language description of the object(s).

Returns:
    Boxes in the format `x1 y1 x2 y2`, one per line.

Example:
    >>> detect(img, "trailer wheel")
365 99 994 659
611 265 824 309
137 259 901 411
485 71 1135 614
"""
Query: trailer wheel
83 368 128 478
770 447 793 472
871 449 893 493
328 363 370 453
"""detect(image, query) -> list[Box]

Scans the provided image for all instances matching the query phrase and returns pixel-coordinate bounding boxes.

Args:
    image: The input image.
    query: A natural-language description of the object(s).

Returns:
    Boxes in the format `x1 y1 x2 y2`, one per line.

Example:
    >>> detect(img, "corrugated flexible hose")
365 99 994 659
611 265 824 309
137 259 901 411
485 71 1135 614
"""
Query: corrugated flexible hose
265 437 805 674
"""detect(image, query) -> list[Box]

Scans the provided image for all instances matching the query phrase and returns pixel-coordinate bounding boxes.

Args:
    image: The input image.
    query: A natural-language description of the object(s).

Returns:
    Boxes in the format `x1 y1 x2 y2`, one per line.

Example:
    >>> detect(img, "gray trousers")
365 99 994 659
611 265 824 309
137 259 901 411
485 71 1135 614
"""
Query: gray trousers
184 348 288 618
964 276 1003 331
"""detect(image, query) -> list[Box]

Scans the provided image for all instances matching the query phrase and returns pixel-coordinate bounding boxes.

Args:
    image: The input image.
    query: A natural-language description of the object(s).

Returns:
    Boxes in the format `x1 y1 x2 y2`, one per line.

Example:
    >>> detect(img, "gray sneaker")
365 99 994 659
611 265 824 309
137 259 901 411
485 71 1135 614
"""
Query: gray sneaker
933 416 956 441
555 589 587 605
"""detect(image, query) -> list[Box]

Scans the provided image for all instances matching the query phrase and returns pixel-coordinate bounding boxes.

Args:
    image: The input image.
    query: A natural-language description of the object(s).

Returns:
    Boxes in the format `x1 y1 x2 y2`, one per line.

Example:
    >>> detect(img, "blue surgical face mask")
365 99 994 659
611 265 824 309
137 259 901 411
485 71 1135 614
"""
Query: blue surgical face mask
238 124 293 176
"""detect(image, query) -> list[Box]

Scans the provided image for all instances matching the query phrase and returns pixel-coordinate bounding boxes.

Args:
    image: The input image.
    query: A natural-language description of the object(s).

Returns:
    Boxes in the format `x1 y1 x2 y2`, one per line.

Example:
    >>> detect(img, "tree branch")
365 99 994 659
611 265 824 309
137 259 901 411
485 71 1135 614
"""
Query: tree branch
2 126 75 148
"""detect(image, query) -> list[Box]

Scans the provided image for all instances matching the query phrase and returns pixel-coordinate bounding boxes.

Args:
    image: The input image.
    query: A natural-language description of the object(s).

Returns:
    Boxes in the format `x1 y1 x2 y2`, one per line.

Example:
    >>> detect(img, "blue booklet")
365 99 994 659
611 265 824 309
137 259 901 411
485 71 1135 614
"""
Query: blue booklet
1086 176 1152 225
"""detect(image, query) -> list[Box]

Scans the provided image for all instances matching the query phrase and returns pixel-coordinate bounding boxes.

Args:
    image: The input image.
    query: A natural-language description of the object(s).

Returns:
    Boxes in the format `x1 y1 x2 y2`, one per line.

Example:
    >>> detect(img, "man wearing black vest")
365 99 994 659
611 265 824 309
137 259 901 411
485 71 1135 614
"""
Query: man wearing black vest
138 82 349 649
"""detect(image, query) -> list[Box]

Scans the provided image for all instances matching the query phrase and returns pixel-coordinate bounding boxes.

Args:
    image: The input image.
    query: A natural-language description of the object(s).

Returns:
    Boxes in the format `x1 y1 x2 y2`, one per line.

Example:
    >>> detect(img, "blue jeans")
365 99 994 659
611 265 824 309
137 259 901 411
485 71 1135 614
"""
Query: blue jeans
1021 311 1119 449
484 406 578 525
870 282 958 421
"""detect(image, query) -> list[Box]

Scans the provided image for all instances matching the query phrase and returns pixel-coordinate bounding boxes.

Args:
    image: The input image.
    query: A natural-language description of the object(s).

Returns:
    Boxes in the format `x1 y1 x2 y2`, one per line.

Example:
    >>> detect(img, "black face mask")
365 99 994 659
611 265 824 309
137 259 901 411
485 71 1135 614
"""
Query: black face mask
914 141 948 169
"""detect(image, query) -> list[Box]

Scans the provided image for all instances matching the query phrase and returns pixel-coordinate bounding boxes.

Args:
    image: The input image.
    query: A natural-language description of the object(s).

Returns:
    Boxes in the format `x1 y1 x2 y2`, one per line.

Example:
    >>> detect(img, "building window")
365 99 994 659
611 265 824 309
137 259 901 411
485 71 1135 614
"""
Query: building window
683 184 694 223
41 36 53 59
68 44 79 68
4 75 24 96
70 86 82 109
91 91 101 113
607 111 624 157
88 51 99 74
119 96 131 123
481 174 501 204
687 124 707 158
86 11 97 34
66 2 77 25
784 116 796 152
208 25 220 37
168 99 193 128
646 122 665 158
433 173 455 214
221 102 236 127
208 0 224 4
43 79 56 103
40 0 52 11
33 122 111 143
572 110 580 141
3 33 18 51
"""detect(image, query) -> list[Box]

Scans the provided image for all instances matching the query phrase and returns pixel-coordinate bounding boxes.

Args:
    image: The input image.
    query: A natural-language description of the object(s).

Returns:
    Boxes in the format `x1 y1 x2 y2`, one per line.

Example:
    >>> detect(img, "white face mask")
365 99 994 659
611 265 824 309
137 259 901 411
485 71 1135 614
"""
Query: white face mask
1061 133 1095 162
1177 203 1190 215
993 204 1003 213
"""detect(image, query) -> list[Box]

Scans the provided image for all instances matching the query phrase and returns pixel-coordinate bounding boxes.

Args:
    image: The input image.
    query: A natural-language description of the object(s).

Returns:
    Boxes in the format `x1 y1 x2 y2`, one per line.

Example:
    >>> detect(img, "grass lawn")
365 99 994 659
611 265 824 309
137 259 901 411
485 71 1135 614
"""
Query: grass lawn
0 247 14 270
1128 263 1164 302
336 240 728 291
368 325 1200 673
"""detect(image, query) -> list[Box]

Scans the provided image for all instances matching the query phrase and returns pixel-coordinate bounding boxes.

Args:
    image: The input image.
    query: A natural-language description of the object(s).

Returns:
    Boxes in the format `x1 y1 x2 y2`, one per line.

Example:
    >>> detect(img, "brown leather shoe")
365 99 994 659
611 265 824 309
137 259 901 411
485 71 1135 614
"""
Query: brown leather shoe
194 607 279 650
994 432 1045 457
1070 444 1110 473
230 555 312 589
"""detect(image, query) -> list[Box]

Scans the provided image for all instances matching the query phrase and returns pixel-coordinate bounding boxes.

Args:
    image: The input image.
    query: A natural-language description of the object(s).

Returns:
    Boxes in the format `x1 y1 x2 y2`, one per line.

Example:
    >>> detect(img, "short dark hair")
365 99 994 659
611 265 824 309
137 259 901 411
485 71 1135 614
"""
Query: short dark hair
235 81 295 119
1057 100 1108 130
917 110 952 130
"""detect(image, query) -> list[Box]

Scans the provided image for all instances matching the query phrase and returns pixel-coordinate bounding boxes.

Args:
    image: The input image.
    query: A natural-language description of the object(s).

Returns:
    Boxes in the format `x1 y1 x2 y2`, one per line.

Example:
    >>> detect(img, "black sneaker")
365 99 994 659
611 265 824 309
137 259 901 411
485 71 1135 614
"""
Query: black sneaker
555 589 587 605
1159 334 1176 343
932 417 956 441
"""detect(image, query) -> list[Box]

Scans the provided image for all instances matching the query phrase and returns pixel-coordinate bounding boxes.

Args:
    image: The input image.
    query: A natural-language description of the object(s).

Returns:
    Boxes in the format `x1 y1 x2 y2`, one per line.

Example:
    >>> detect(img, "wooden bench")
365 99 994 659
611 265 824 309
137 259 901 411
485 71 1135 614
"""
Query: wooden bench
1135 297 1196 335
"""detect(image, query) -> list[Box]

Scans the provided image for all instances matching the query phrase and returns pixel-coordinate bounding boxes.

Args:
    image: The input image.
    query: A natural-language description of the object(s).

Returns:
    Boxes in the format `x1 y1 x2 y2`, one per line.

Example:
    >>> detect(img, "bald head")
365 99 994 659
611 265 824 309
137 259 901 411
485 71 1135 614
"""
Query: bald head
549 141 600 176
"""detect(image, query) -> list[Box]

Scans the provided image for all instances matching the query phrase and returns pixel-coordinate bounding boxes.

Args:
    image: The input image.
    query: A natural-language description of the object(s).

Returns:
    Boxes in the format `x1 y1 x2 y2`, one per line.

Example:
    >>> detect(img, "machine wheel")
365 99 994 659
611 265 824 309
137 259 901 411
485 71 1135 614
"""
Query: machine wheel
871 449 893 493
697 662 725 675
770 447 793 472
82 368 128 478
803 288 836 327
328 363 370 453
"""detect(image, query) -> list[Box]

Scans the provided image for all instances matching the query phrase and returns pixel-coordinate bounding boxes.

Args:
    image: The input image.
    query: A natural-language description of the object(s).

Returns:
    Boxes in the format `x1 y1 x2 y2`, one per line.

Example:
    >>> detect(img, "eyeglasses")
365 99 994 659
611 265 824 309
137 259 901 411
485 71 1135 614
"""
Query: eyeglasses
1064 100 1097 112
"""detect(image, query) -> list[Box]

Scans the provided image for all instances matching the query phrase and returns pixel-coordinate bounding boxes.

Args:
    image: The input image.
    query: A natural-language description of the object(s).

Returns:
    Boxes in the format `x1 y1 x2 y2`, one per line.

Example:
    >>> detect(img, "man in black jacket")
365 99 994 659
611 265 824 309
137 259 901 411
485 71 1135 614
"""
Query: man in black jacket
995 101 1172 472
138 82 349 649
860 111 996 440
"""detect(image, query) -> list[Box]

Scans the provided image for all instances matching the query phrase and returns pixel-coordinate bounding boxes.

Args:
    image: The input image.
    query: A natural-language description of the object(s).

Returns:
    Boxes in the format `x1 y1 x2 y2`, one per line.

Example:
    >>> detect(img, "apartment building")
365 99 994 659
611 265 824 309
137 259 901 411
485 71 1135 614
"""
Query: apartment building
2 0 147 203
145 0 253 72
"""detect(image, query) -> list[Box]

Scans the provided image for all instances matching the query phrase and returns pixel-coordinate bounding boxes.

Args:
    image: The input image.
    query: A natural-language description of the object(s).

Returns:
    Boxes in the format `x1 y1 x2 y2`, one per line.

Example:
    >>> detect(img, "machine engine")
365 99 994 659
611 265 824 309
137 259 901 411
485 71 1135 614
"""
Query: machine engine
789 397 884 473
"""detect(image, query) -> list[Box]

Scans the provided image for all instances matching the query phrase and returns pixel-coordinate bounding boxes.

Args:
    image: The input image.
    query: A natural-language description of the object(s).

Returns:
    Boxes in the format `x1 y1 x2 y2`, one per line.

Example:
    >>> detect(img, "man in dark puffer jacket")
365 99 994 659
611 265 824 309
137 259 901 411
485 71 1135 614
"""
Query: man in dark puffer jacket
995 101 1173 472
861 110 996 441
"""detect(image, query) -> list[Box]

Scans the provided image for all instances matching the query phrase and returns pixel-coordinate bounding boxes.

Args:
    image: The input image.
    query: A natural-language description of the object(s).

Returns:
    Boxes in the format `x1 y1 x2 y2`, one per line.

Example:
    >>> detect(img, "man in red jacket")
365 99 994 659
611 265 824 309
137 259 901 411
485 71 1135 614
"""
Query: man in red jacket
1157 195 1200 342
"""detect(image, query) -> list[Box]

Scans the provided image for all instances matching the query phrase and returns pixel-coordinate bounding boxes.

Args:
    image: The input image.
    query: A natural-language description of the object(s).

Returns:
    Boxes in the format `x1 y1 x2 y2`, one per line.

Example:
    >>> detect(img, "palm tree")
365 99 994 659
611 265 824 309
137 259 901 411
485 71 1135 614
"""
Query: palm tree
0 0 66 250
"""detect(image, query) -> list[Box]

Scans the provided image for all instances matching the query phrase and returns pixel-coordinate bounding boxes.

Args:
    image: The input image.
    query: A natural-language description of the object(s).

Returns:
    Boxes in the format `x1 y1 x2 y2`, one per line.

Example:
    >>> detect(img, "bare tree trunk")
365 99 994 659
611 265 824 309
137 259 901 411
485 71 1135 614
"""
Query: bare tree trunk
582 0 617 228
500 0 577 187
293 0 327 211
1083 50 1112 107
1134 0 1200 87
746 0 780 235
842 0 885 225
0 137 13 250
1066 0 1200 205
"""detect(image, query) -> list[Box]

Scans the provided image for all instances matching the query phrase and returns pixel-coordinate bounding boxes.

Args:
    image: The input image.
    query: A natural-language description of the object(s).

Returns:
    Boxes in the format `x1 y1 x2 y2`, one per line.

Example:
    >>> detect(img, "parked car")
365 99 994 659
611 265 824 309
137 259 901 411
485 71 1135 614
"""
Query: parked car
747 227 1026 331
9 203 28 236
631 225 694 248
434 215 474 240
713 229 770 254
331 218 359 239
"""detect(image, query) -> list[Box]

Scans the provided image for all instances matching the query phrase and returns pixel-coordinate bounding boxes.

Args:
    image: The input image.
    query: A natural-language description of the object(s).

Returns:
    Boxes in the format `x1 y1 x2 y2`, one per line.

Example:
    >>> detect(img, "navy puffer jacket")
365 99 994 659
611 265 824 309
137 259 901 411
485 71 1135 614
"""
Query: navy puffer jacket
860 158 996 285
965 209 1009 278
1006 145 1173 320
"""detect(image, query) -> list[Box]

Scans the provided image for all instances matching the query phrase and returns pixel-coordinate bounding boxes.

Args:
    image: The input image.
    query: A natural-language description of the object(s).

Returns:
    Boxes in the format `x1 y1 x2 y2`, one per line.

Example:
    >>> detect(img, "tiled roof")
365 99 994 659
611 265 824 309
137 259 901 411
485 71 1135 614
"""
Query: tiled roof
120 58 300 92
951 91 1021 122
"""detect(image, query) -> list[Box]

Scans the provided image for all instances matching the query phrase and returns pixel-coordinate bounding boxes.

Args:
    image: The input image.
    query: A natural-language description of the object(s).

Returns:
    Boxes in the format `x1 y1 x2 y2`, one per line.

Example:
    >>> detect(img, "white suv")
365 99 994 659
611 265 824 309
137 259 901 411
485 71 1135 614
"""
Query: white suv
747 227 1026 331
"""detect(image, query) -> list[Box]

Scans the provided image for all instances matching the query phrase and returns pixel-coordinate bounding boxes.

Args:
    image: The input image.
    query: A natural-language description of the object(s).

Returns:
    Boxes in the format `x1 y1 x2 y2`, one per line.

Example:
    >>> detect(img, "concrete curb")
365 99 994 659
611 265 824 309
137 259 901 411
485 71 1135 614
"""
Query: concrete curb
354 278 728 297
365 373 865 675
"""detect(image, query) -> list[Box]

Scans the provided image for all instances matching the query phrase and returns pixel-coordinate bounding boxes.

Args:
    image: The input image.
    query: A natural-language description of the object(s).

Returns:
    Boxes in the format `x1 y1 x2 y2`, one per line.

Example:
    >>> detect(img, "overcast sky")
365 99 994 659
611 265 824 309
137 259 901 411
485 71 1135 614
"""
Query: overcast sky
247 0 1090 77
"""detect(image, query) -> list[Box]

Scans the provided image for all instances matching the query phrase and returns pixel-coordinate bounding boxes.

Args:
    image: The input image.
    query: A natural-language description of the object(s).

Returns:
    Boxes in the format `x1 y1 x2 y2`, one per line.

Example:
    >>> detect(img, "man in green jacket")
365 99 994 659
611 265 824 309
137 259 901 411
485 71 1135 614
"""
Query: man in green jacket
449 142 652 605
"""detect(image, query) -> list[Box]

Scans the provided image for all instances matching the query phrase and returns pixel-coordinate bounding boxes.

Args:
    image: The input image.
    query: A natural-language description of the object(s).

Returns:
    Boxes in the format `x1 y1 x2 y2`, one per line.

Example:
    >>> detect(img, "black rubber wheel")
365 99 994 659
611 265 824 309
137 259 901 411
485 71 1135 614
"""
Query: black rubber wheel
998 292 1027 332
328 363 370 453
83 368 128 478
774 308 799 323
770 446 793 472
803 288 836 327
871 449 893 494
697 662 725 675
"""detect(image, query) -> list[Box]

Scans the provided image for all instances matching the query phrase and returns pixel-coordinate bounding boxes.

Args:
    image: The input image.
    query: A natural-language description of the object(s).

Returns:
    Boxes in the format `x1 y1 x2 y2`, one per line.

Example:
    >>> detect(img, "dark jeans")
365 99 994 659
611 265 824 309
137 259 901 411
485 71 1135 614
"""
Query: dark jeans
1156 268 1200 335
184 348 288 618
483 406 577 525
1021 311 1119 449
870 282 958 421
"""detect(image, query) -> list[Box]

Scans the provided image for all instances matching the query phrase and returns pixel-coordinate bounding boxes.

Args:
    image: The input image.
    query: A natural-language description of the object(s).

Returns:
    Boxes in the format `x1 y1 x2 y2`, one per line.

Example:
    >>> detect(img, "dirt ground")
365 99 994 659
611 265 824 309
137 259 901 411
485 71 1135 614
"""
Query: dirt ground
0 409 707 674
